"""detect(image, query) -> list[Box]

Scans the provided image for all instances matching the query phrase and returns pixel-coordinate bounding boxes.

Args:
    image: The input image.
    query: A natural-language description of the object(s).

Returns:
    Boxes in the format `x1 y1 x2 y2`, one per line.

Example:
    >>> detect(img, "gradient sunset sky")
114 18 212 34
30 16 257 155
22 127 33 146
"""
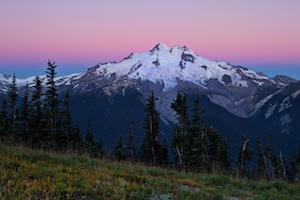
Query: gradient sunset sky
1 0 300 79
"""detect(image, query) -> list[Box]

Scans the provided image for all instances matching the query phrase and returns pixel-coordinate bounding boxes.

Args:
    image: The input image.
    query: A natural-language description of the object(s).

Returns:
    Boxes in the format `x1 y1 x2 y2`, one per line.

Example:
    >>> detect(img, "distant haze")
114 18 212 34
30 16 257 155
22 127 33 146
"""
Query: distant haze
0 0 299 79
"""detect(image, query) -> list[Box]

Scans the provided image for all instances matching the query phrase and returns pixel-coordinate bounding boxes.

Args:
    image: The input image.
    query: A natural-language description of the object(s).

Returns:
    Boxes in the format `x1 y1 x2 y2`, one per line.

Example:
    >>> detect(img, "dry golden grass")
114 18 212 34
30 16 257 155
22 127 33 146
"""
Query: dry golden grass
0 144 299 200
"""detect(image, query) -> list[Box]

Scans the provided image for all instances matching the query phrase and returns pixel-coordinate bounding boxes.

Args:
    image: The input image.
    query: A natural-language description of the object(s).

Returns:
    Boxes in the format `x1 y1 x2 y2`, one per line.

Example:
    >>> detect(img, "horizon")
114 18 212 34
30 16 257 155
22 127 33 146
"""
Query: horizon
1 42 300 80
1 0 300 79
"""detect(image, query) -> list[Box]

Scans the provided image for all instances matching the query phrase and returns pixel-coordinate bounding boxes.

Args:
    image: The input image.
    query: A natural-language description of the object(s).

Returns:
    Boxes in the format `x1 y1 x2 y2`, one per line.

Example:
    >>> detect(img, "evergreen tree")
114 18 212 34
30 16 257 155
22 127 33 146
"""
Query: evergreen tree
53 110 65 151
112 136 126 161
187 98 207 171
296 145 300 179
95 138 106 158
127 120 136 160
219 137 231 172
236 135 253 177
20 83 31 142
140 92 163 165
290 145 300 182
85 118 95 155
45 60 59 135
255 138 266 179
171 93 190 170
297 145 300 166
161 138 169 166
8 74 18 134
85 118 94 144
62 91 72 136
207 127 231 173
0 99 9 137
265 133 276 180
31 77 43 146
52 91 72 151
257 133 277 181
70 122 83 152
42 100 51 147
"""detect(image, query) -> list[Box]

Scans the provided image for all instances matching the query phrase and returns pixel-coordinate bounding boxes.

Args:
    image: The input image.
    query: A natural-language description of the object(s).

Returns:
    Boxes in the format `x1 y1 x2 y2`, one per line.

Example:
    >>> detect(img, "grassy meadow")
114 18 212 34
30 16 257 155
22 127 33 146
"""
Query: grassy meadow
0 144 299 200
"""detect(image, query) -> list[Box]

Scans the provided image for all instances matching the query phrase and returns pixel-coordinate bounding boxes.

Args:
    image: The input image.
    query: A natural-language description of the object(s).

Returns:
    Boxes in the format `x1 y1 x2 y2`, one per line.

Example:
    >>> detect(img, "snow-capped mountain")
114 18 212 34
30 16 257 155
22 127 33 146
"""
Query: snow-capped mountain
0 43 297 118
92 43 251 90
0 43 299 151
84 43 284 90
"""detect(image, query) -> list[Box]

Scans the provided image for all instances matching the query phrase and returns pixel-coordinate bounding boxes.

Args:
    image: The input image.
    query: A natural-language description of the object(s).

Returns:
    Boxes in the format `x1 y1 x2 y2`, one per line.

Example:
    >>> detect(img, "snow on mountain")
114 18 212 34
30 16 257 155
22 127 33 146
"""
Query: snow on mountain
0 74 10 82
1 43 297 119
92 43 253 91
1 43 289 93
0 73 85 87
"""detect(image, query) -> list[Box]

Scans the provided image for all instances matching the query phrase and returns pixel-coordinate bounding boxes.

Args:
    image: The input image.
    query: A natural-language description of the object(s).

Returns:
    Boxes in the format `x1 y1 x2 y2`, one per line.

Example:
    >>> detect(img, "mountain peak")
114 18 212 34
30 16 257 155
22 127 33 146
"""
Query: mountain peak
150 43 170 53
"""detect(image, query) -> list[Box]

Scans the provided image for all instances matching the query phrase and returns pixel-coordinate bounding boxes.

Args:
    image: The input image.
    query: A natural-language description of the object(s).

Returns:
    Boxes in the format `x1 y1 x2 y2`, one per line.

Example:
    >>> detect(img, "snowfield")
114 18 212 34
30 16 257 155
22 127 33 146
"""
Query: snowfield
94 43 251 91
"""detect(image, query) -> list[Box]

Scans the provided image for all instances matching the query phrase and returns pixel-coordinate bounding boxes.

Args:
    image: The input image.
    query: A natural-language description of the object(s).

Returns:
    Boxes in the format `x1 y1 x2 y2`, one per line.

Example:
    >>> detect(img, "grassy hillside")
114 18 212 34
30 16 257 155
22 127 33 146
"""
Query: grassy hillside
0 144 299 200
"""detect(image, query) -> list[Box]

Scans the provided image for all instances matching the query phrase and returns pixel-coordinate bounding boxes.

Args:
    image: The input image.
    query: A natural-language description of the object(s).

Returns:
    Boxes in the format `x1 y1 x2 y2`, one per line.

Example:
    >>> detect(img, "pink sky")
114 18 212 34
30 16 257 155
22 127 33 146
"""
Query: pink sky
0 0 300 77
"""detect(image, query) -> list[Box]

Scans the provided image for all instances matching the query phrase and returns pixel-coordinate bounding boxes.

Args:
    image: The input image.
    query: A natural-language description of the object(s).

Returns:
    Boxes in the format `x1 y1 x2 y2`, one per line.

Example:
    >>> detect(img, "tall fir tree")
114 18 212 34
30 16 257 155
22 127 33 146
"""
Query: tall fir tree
95 138 106 158
85 118 95 155
53 91 73 151
31 76 43 146
296 145 300 180
207 127 231 173
140 92 163 165
112 136 126 161
45 60 59 135
62 91 72 136
8 74 18 135
219 137 231 173
265 133 276 180
290 145 300 182
257 133 277 181
70 122 83 152
297 145 300 166
187 98 207 171
171 93 190 170
161 138 169 166
52 107 66 151
20 83 31 142
127 120 136 160
255 138 266 179
85 118 94 144
0 99 9 137
236 135 253 177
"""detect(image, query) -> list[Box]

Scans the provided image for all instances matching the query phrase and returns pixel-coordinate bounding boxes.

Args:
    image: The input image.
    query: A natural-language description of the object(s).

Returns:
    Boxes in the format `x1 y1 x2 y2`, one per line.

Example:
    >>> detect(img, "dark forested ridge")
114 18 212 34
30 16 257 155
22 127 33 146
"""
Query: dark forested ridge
1 61 300 182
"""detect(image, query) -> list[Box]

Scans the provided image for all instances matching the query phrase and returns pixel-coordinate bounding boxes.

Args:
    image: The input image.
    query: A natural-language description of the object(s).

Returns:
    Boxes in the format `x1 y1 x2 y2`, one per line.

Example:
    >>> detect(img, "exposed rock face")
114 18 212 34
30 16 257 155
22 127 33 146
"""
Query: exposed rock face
181 52 195 63
222 75 232 85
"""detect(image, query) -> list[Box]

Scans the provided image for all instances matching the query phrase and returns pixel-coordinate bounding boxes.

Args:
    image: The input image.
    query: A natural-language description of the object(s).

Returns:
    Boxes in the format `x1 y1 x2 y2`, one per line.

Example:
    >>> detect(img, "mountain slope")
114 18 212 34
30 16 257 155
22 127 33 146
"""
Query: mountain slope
254 82 300 138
